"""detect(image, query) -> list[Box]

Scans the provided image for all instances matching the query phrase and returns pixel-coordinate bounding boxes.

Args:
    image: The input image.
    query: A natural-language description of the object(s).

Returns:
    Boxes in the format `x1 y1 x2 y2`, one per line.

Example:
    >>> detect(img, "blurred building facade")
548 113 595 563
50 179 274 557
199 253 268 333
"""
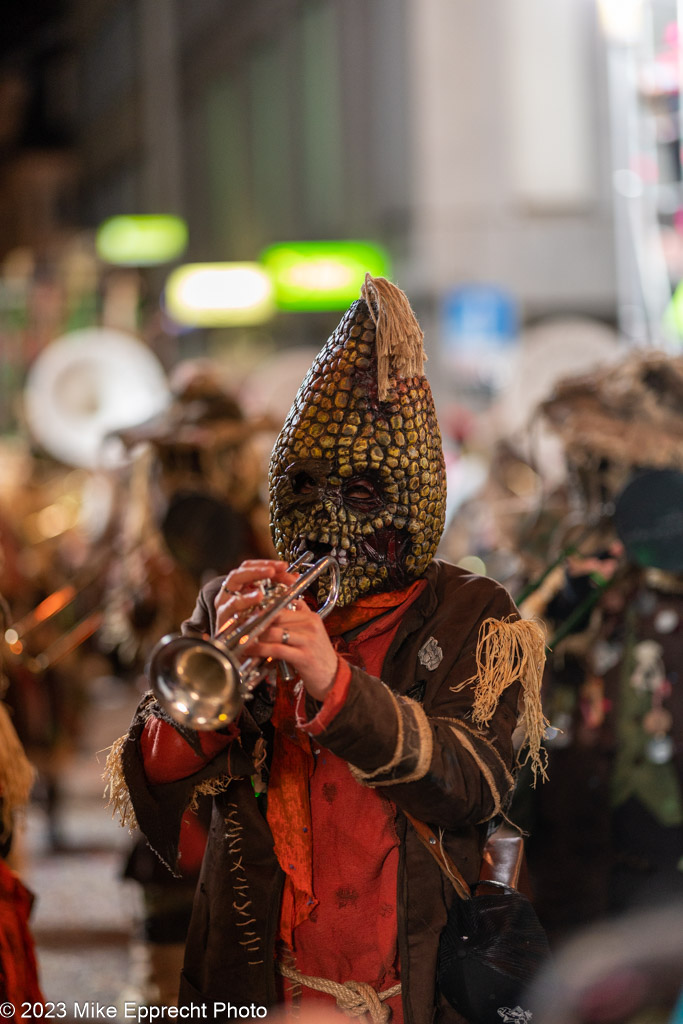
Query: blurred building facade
64 0 617 371
0 0 77 261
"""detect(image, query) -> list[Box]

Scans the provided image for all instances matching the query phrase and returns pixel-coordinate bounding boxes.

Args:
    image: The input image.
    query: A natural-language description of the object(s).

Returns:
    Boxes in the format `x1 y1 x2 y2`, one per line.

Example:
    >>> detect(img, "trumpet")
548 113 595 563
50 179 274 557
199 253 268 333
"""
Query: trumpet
148 552 340 730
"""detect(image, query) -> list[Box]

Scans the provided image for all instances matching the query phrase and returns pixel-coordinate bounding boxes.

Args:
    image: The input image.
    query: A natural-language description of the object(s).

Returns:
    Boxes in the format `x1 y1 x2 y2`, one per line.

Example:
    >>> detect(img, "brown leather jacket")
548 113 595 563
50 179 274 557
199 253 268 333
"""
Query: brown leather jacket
121 559 523 1024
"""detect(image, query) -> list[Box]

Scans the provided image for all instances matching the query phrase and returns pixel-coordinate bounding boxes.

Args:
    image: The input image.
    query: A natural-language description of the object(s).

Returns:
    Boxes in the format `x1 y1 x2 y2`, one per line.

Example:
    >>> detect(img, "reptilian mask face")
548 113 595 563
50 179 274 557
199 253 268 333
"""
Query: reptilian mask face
268 280 447 606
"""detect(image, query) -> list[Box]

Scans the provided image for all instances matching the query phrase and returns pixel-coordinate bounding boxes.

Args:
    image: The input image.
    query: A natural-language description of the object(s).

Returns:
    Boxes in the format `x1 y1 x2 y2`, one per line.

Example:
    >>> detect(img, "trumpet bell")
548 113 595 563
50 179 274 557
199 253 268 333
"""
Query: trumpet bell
150 633 243 730
148 553 340 730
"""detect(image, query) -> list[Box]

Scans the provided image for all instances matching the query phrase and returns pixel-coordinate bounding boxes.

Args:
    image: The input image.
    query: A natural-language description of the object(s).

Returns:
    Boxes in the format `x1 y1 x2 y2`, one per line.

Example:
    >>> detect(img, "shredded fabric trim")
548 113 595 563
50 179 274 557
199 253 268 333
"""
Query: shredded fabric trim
452 616 549 784
396 698 434 785
0 702 35 840
431 714 517 822
433 715 515 791
361 274 426 401
102 734 138 832
448 723 504 821
349 690 433 788
189 773 233 812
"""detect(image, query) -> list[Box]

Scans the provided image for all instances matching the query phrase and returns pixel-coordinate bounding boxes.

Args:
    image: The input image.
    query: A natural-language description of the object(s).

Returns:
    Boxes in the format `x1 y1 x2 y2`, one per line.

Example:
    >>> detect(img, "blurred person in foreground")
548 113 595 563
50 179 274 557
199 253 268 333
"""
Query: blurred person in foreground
106 277 547 1024
0 686 44 1016
526 900 683 1024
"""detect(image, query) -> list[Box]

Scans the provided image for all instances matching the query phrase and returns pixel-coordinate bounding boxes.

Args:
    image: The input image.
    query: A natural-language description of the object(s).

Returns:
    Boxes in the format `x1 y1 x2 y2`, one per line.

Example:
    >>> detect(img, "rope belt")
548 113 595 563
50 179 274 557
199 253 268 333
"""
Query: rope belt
277 962 401 1024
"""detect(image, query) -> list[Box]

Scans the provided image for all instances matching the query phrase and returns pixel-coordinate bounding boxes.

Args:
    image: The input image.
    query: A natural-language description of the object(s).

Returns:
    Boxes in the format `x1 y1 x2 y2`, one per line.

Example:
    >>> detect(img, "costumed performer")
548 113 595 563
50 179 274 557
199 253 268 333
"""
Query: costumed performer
106 276 547 1024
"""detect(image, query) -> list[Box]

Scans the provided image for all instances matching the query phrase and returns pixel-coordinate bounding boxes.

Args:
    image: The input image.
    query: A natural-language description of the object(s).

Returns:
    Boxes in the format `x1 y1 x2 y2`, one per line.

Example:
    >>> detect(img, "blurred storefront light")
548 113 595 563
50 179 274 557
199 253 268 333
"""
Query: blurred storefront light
164 263 275 326
597 0 644 45
663 280 683 340
96 214 189 266
259 240 391 311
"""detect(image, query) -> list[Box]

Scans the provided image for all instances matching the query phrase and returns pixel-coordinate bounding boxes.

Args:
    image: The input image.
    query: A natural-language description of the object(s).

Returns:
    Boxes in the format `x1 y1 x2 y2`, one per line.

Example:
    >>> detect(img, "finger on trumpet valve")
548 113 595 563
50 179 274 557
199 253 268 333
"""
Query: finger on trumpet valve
150 553 338 731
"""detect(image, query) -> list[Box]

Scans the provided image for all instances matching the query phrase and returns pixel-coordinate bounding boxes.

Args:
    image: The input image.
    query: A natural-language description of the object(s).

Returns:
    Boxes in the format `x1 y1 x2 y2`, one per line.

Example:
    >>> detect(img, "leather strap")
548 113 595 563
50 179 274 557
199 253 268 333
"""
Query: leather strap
403 811 471 900
405 813 527 901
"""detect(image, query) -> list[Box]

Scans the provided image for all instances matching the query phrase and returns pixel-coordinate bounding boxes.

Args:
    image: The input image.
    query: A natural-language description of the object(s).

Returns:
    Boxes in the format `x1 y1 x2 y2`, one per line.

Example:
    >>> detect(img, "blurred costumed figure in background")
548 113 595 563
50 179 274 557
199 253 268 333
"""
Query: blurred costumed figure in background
515 352 683 944
104 359 275 671
108 362 275 1008
0 447 106 852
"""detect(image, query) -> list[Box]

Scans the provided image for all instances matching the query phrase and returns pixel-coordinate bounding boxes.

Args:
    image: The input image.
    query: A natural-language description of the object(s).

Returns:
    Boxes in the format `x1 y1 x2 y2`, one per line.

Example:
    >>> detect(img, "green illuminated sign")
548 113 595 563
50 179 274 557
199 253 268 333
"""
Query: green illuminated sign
664 281 683 342
96 215 189 266
260 240 391 311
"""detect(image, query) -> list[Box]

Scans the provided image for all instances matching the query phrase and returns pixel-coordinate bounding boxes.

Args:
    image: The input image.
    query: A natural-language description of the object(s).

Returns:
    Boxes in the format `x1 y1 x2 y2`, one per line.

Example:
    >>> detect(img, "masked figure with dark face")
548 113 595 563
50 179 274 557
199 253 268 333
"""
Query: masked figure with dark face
108 277 547 1024
269 278 446 605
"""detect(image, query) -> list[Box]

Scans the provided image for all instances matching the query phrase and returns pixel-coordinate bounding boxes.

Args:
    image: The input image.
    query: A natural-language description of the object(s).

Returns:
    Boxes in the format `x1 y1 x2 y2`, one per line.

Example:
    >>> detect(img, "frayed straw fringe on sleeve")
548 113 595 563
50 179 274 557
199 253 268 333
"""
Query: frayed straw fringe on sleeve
452 616 549 784
188 774 233 811
103 734 138 832
103 733 233 829
0 702 35 840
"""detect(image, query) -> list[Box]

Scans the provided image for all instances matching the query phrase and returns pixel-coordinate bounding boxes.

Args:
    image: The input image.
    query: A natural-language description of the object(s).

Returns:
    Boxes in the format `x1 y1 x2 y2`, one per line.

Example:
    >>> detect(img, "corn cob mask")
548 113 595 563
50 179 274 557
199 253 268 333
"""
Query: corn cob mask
268 276 447 607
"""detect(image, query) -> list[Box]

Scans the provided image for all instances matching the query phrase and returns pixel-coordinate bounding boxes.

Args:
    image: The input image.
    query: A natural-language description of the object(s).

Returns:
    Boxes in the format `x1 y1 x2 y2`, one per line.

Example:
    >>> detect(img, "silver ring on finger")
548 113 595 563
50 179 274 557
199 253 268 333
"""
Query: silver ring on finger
221 579 237 594
281 629 290 645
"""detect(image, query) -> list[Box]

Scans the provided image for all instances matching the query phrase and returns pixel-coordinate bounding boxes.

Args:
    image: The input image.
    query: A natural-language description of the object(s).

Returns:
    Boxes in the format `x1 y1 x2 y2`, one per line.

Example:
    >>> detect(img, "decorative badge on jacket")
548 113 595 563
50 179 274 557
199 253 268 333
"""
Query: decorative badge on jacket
418 637 443 670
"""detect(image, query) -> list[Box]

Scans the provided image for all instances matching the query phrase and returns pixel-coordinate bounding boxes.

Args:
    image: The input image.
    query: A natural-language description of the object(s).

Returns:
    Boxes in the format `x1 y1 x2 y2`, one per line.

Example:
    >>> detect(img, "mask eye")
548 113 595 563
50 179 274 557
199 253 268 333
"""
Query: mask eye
343 478 381 506
292 471 317 495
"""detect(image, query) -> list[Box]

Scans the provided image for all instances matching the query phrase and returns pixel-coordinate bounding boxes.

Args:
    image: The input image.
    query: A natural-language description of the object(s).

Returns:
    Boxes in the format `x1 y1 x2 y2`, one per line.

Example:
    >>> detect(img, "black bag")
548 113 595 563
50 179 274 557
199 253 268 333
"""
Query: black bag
437 878 550 1023
405 813 551 1024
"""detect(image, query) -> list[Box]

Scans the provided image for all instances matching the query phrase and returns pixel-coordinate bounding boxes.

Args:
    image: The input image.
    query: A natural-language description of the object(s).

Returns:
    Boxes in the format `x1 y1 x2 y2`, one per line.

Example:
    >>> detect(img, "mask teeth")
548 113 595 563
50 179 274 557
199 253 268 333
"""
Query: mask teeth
329 546 349 566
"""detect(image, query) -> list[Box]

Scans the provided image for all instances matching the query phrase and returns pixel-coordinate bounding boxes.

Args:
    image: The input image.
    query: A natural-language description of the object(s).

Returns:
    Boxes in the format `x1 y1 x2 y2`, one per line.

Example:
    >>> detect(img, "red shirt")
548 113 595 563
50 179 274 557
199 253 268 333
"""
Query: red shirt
273 582 426 1022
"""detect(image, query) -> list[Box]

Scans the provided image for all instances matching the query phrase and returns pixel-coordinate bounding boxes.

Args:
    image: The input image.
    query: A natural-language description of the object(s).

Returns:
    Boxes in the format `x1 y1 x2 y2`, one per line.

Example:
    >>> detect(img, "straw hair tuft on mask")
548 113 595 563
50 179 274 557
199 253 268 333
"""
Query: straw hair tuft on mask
361 274 426 400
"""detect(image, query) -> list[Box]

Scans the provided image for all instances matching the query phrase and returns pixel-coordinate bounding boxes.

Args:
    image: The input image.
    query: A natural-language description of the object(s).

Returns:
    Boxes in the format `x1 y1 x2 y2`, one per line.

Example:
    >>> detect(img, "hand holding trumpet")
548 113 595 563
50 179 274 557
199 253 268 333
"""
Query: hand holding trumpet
149 552 340 729
214 559 339 702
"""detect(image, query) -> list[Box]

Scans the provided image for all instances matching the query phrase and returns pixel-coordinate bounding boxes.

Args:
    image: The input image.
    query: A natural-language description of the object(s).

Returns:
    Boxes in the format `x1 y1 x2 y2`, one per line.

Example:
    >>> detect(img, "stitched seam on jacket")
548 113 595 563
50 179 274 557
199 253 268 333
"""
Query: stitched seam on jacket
225 802 264 964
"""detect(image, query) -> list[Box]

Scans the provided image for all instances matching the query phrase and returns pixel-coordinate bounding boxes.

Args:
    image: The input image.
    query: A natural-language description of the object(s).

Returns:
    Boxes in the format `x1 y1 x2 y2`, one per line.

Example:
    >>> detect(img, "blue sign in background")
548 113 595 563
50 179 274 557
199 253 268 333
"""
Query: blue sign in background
441 284 519 349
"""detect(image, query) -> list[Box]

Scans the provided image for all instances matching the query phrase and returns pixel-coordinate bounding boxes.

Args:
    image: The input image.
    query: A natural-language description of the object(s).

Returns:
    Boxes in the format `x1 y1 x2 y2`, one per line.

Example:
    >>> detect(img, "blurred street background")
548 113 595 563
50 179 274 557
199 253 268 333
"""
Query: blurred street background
2 0 683 1021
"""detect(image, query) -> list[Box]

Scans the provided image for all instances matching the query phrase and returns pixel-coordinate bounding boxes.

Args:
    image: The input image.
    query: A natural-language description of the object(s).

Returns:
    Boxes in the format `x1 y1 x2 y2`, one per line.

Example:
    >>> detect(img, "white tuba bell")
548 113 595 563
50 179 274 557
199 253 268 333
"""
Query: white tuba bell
23 328 171 469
